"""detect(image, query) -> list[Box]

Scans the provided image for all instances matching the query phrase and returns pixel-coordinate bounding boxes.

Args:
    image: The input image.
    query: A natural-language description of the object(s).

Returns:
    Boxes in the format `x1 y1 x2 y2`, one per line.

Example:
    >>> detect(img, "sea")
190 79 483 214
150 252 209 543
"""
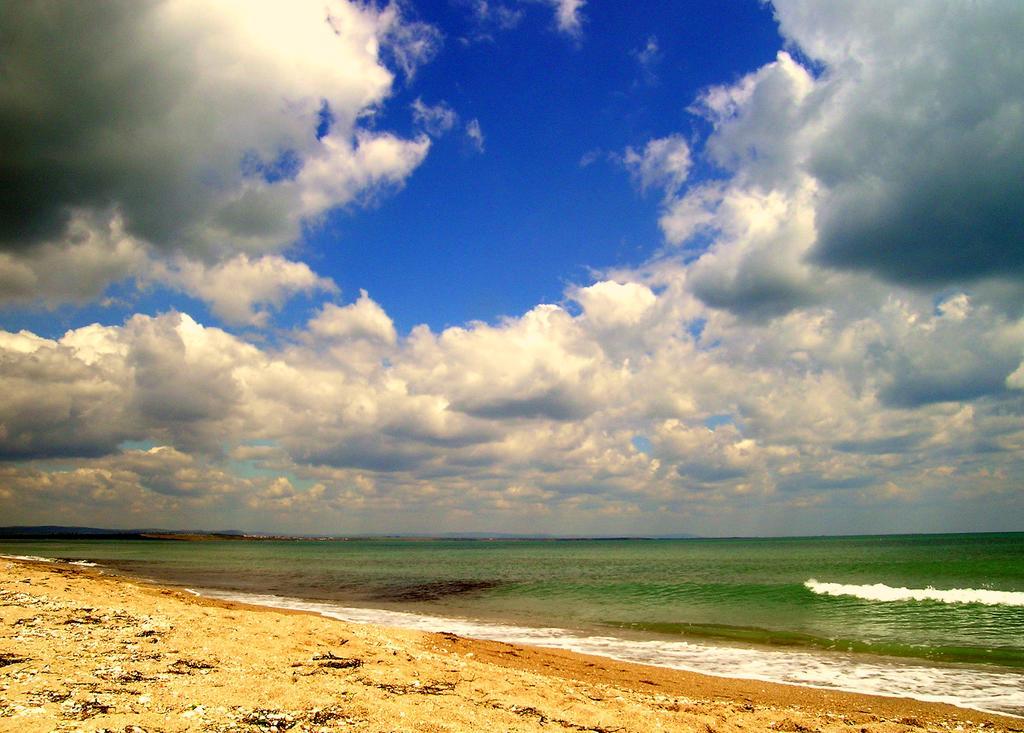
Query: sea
2 532 1022 716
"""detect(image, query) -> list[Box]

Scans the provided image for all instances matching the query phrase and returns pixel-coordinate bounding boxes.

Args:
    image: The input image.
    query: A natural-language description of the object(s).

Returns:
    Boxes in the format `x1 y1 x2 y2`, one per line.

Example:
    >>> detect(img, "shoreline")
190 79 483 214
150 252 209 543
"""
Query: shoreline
190 584 1024 718
2 557 1022 732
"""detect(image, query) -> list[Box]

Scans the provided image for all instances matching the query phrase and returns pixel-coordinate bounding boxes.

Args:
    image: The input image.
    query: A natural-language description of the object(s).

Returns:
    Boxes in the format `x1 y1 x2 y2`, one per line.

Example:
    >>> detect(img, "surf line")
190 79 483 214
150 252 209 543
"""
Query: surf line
805 579 1024 606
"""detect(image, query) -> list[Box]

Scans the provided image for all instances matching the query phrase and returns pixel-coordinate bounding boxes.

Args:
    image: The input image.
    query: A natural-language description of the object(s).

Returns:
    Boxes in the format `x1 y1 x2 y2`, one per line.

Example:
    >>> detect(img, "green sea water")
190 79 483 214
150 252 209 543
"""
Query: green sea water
3 533 1023 713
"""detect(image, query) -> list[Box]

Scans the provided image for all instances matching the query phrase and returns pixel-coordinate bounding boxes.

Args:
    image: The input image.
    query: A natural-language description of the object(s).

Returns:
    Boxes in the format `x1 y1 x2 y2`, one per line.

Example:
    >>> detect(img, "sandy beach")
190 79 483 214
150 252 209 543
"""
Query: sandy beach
1 557 1019 733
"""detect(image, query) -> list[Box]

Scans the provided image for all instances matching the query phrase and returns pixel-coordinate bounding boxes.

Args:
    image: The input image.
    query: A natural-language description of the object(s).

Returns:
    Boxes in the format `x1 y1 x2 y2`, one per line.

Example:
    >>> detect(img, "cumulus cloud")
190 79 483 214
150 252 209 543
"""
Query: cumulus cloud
400 304 616 421
870 295 1024 408
624 136 692 199
0 212 150 306
308 290 398 346
2 266 1021 533
0 0 433 304
675 1 1019 305
684 178 825 318
641 1 1024 321
150 254 338 327
770 1 1024 285
574 281 657 329
0 328 136 460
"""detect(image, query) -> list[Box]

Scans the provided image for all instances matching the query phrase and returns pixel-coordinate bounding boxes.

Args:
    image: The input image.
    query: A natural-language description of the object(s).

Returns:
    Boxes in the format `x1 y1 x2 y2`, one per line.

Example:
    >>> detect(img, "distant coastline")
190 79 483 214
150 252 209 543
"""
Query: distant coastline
0 525 704 541
2 524 1020 542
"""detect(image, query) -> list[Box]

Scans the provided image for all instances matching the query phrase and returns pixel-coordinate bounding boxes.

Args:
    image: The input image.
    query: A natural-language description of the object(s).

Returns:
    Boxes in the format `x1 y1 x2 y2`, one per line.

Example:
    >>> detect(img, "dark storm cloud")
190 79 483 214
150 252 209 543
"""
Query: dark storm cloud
689 267 819 321
833 434 925 455
455 387 593 421
785 1 1024 287
300 439 433 473
0 0 431 296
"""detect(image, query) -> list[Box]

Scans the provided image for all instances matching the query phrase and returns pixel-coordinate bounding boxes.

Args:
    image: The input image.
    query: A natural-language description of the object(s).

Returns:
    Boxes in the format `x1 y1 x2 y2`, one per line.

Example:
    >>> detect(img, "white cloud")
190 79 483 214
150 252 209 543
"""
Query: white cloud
1 278 1022 533
574 281 657 329
624 135 692 198
376 3 443 80
308 290 397 345
399 303 617 421
694 51 815 187
150 254 338 327
1007 362 1024 390
548 0 586 36
412 99 459 136
684 177 825 318
0 212 150 306
0 0 436 304
634 1 1024 325
467 0 524 37
632 36 661 85
466 119 486 152
683 2 1024 295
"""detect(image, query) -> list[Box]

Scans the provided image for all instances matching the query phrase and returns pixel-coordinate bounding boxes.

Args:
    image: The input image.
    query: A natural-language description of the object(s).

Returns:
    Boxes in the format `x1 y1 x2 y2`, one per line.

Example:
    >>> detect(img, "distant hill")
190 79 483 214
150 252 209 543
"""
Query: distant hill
0 526 699 541
0 526 245 540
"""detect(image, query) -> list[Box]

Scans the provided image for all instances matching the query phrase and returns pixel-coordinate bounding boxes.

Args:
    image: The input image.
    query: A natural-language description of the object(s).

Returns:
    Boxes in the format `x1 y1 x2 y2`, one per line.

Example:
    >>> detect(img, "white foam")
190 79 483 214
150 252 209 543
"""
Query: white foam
805 579 1024 606
1 554 101 568
195 588 1024 718
0 554 56 563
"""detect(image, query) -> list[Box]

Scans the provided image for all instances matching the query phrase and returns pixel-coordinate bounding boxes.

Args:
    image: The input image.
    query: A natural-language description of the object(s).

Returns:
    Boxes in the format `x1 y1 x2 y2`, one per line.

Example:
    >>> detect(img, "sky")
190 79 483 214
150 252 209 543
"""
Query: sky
0 0 1022 537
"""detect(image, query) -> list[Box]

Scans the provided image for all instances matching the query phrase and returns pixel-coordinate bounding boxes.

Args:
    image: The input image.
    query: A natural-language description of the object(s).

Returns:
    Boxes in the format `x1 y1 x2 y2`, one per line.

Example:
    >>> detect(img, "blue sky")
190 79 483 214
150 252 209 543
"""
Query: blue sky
1 0 1022 536
328 1 781 332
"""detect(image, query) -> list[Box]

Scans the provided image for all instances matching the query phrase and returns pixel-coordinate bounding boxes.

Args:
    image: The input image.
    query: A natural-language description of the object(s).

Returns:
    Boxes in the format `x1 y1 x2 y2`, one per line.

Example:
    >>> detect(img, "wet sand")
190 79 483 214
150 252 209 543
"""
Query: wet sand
1 557 1020 732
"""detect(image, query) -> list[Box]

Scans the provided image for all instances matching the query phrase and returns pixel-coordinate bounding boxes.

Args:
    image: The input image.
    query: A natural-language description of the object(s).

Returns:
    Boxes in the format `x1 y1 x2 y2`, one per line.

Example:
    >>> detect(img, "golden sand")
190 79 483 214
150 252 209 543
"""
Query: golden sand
1 558 1019 732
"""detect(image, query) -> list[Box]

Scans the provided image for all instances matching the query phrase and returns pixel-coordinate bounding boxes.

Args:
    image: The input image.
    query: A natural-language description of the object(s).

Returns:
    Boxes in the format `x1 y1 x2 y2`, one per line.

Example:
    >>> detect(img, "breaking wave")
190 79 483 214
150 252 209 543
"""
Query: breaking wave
1 554 56 563
805 579 1024 606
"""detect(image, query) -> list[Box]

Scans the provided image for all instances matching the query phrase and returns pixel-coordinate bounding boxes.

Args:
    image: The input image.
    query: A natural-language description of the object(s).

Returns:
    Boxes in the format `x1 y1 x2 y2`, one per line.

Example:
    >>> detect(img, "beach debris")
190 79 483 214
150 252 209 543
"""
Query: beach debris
312 651 362 670
0 702 48 718
365 678 457 695
305 705 349 725
95 665 154 683
61 697 114 720
0 588 64 609
197 705 360 732
0 652 29 667
26 689 72 704
167 657 216 674
491 702 625 732
238 708 297 730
